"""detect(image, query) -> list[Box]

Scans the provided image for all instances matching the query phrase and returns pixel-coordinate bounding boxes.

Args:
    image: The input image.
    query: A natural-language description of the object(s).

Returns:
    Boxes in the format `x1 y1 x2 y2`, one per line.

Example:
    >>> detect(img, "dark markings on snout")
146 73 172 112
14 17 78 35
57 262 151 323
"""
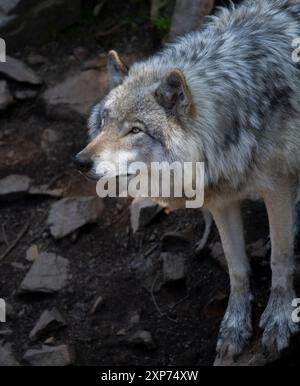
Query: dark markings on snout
73 152 93 173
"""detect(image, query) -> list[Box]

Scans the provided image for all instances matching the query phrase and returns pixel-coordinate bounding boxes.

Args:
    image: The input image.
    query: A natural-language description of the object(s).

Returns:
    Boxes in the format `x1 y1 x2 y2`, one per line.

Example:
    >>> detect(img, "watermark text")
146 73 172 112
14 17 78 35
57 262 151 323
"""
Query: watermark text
0 38 6 62
0 298 6 323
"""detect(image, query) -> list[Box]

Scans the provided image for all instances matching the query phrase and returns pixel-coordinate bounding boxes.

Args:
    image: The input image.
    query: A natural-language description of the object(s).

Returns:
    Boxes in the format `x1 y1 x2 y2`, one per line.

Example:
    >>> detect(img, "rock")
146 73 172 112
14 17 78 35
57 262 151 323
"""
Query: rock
23 345 74 366
93 1 106 16
28 186 63 198
0 56 42 85
5 303 16 319
43 69 107 119
126 330 154 349
162 252 186 283
0 1 21 14
209 242 228 272
29 308 66 342
129 312 141 327
129 254 157 279
0 328 13 338
0 174 31 200
247 239 270 259
44 336 56 346
11 262 26 271
0 343 20 366
161 228 193 252
0 81 14 111
90 295 104 315
0 1 81 49
41 128 59 150
116 329 126 337
19 252 69 294
130 197 163 233
169 0 214 40
14 89 38 100
25 245 39 262
47 197 104 239
27 54 47 66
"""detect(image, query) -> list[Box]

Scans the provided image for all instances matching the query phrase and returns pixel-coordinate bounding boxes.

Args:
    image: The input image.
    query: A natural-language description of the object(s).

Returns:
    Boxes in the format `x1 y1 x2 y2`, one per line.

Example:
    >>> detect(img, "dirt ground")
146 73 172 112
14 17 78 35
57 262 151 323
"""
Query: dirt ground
1 0 300 367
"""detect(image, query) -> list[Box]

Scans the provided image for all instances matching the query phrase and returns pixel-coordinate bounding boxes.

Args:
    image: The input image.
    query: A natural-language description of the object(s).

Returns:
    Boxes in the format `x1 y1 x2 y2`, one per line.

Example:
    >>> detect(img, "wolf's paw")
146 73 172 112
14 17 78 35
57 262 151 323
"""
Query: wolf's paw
260 289 299 352
217 318 252 358
216 293 252 359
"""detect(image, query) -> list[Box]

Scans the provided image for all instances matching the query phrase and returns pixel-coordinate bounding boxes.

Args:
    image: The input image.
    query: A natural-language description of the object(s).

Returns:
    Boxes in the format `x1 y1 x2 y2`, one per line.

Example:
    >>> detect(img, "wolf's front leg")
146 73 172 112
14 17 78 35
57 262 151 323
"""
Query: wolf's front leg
210 201 252 358
260 183 299 352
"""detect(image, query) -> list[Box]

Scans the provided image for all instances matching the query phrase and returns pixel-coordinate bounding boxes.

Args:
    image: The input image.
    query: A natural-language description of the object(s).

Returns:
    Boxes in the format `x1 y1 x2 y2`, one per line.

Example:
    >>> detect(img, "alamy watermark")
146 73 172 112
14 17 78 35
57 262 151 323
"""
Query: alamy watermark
0 298 6 323
0 38 6 62
292 38 300 63
95 160 205 208
292 298 300 323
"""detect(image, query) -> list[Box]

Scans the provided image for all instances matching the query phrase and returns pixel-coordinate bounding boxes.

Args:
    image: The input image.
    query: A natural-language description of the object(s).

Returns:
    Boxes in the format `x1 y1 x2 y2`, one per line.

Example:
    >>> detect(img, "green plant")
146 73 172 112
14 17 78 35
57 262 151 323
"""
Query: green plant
152 15 171 39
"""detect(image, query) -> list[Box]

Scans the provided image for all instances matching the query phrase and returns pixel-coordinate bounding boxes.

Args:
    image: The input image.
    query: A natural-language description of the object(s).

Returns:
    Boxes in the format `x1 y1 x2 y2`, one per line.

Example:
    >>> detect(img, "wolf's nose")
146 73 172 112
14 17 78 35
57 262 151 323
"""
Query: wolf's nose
73 153 93 172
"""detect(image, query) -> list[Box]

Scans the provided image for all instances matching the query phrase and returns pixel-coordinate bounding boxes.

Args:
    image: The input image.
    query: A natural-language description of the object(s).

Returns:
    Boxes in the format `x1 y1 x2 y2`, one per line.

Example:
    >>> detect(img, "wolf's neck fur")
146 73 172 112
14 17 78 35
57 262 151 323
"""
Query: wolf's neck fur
128 0 300 192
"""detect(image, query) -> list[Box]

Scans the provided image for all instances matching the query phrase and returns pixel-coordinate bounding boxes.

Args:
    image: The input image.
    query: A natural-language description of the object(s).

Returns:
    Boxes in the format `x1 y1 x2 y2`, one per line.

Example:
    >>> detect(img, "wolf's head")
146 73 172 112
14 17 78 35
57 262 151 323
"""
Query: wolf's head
74 51 196 181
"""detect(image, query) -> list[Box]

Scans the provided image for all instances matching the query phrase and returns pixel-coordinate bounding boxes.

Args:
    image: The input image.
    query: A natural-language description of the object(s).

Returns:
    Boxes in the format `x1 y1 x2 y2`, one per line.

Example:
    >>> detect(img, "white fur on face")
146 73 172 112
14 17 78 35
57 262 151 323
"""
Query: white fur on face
93 149 139 178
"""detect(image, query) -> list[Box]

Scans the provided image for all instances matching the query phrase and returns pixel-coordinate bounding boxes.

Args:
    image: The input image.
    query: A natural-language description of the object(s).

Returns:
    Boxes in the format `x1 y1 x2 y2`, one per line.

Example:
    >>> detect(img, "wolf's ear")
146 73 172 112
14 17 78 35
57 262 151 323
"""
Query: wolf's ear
107 50 128 89
155 69 192 116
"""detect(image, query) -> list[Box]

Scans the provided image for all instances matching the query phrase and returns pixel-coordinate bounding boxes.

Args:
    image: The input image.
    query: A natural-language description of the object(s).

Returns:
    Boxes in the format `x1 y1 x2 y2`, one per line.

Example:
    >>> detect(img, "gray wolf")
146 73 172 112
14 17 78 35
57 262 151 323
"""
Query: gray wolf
75 0 300 358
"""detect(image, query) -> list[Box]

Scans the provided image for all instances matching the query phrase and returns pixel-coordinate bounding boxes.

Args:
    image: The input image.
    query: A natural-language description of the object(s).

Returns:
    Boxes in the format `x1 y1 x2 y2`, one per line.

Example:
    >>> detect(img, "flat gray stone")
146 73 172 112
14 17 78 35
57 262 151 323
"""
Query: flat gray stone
0 56 42 85
130 197 162 233
47 197 104 239
169 0 214 40
27 54 47 66
0 174 31 200
0 328 13 338
0 1 80 48
43 69 107 118
23 345 74 366
162 252 186 283
29 308 67 341
0 0 24 15
19 252 69 294
0 343 20 366
126 330 154 349
0 80 14 111
41 128 59 150
25 245 39 262
14 89 38 100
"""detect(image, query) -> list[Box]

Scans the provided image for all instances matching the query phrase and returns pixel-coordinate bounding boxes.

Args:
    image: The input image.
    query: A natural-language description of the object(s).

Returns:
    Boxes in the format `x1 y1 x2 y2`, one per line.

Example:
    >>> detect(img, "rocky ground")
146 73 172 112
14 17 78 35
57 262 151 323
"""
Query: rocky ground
1 0 300 367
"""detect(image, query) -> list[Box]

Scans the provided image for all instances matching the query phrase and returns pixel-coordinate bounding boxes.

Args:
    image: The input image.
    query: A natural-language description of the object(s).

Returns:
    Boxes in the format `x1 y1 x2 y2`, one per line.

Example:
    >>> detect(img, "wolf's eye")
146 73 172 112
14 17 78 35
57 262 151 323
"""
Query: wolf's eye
131 127 142 134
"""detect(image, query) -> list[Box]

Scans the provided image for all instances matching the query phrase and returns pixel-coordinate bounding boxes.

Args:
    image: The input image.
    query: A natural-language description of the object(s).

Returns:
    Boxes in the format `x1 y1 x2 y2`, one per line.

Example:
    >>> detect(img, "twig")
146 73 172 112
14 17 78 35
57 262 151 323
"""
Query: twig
96 22 126 39
28 223 48 244
28 213 49 244
93 0 107 16
0 221 30 262
144 244 158 258
46 171 69 190
150 275 178 323
168 294 189 312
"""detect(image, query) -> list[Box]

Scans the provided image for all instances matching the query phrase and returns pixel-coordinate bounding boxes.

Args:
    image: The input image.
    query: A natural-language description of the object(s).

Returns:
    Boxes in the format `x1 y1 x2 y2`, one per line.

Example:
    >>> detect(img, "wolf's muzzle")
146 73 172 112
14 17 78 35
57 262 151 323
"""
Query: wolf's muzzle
73 153 93 173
